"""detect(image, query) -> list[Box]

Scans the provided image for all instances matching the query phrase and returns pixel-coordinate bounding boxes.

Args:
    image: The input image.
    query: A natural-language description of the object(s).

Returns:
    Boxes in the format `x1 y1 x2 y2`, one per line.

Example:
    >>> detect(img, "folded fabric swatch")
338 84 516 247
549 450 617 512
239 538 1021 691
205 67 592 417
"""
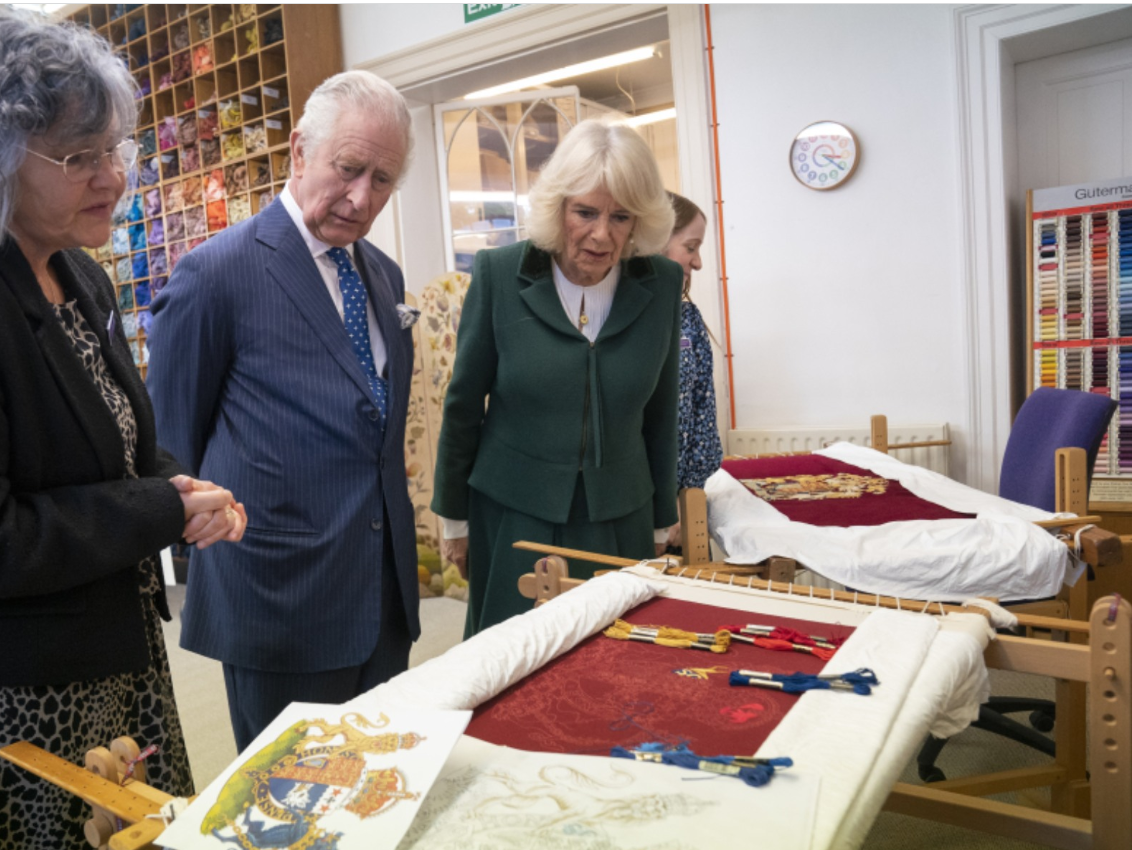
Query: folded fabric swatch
193 44 213 75
264 17 283 45
219 100 241 131
197 109 218 140
243 124 267 155
180 145 200 174
149 248 167 277
200 138 221 168
185 206 207 238
126 193 144 223
134 281 151 308
205 169 225 202
112 227 130 255
225 163 248 195
158 117 178 151
249 159 270 187
165 212 184 242
128 223 147 252
227 195 252 224
117 282 134 310
222 132 245 161
207 199 228 232
144 188 162 219
168 242 187 268
131 253 149 280
171 50 192 83
182 177 203 207
178 114 198 146
171 21 189 50
148 219 164 246
160 153 180 181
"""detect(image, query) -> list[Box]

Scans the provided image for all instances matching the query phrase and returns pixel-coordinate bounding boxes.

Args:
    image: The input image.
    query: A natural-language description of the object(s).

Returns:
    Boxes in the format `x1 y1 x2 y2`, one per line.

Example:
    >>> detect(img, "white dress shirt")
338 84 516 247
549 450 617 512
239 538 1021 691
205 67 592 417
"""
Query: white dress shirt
551 259 618 341
280 183 387 377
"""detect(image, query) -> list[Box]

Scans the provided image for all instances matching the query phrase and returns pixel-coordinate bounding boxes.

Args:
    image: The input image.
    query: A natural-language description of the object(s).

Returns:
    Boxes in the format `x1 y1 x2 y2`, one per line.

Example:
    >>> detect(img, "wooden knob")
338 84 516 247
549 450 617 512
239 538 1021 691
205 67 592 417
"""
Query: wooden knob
110 736 143 782
83 810 114 848
84 747 117 784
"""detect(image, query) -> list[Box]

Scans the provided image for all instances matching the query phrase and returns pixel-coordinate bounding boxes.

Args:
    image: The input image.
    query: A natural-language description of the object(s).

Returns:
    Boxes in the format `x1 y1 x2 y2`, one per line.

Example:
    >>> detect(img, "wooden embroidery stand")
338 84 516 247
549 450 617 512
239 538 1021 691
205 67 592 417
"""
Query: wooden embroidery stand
515 543 1132 850
0 736 172 850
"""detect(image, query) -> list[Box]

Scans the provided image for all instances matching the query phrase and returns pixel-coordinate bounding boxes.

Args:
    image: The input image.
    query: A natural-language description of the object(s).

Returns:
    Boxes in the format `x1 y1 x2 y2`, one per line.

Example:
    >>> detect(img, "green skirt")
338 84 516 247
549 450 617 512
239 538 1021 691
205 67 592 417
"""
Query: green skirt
465 475 654 637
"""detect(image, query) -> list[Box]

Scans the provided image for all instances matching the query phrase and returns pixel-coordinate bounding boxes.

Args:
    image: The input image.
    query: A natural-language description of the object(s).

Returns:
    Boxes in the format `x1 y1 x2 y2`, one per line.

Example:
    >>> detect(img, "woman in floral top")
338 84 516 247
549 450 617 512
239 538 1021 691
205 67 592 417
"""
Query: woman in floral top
664 193 723 550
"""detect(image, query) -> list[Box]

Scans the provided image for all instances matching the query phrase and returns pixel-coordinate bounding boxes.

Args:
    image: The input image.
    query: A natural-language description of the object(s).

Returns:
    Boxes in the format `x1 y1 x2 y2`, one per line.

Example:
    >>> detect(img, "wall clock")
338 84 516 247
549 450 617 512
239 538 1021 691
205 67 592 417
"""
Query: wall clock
790 121 860 190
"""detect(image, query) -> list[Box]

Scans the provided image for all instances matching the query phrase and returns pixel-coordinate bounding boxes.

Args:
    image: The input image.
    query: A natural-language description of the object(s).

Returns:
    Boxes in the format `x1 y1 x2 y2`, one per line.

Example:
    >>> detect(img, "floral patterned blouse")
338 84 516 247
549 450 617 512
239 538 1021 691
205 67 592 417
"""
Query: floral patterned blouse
677 301 723 490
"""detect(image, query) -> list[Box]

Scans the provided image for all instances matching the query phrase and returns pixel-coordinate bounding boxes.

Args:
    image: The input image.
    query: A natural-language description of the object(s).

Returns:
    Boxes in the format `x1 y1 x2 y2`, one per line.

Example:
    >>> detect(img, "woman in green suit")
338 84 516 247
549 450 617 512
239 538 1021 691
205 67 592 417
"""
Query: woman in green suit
432 119 682 636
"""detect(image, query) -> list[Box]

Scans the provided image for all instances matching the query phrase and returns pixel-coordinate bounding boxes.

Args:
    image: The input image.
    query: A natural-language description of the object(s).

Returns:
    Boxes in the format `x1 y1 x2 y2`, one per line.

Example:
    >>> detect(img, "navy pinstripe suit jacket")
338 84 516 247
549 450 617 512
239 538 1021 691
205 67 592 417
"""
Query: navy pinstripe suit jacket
147 200 420 673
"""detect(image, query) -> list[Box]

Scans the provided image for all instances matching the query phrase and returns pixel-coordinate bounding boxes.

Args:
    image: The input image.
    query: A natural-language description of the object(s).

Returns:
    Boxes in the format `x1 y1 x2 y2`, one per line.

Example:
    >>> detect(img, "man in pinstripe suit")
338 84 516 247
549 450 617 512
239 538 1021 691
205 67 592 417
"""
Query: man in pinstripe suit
147 71 420 751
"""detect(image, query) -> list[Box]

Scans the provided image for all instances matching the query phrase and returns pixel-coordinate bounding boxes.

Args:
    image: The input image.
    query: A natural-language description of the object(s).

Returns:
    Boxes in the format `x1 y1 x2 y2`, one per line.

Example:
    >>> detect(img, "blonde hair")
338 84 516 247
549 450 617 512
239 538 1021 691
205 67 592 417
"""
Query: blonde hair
526 118 674 257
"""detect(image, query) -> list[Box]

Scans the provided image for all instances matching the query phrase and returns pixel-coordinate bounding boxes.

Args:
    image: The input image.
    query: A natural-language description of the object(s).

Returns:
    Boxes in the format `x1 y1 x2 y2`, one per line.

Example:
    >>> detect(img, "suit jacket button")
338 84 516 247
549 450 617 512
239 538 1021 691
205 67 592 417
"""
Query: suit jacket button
367 407 379 421
371 519 383 531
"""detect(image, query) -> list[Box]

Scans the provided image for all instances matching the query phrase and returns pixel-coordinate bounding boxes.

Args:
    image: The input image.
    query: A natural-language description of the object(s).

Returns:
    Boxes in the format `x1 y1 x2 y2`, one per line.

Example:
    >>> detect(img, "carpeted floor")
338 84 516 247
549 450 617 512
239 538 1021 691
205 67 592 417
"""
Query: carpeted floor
161 585 1056 848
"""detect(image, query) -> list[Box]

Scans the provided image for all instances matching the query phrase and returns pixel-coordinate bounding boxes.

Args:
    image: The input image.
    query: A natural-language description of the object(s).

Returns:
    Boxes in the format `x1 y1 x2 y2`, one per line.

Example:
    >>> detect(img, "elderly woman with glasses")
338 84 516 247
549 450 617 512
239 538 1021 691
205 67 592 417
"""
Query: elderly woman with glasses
432 119 682 636
0 11 246 846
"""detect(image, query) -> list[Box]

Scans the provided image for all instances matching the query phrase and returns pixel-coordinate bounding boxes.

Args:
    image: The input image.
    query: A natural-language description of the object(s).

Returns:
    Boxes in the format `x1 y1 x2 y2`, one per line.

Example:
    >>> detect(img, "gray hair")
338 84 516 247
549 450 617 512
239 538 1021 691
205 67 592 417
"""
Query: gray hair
526 118 675 258
294 70 414 186
0 8 137 238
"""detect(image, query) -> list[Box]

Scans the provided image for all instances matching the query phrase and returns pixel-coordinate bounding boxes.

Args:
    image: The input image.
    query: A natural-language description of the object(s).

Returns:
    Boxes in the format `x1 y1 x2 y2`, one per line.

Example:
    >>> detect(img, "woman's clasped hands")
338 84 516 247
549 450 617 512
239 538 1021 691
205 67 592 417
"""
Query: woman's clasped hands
170 474 247 548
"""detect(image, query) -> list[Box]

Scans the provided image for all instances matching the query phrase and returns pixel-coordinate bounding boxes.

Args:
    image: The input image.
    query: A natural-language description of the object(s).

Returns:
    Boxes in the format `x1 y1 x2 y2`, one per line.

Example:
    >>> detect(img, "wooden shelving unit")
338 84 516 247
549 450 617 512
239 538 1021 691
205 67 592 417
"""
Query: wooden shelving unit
65 3 342 375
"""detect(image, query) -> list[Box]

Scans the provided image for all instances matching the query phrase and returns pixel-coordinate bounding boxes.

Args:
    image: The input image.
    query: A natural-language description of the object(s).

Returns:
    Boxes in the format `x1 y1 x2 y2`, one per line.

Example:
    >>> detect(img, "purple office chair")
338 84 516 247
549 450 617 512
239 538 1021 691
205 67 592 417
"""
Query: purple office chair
917 387 1117 781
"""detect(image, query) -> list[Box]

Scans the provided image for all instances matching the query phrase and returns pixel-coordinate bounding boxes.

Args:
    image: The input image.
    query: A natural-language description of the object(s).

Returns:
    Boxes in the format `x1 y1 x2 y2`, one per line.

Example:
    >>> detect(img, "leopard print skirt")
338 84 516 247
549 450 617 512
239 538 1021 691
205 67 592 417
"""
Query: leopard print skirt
0 562 194 849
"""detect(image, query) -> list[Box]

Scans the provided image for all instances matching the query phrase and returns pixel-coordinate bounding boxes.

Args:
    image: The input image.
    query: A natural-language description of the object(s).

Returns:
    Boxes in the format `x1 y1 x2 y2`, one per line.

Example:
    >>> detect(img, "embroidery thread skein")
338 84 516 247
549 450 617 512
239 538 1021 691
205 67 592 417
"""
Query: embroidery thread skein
604 620 731 653
611 742 792 788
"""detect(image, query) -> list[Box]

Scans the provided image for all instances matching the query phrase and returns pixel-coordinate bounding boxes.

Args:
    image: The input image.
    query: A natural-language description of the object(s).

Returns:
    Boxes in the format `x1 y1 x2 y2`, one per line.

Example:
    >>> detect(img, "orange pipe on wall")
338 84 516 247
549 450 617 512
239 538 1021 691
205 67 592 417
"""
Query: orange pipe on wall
703 4 736 429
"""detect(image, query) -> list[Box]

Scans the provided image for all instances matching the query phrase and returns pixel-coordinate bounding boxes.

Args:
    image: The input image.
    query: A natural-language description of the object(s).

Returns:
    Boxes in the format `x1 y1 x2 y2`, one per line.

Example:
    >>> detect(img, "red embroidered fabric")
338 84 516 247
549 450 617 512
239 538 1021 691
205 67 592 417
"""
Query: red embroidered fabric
722 455 972 527
466 597 855 757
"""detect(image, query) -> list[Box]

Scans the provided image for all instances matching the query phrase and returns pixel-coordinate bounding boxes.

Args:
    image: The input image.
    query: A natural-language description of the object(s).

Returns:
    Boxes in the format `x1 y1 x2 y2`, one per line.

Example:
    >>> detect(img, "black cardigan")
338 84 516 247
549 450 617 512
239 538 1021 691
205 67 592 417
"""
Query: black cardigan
0 238 186 686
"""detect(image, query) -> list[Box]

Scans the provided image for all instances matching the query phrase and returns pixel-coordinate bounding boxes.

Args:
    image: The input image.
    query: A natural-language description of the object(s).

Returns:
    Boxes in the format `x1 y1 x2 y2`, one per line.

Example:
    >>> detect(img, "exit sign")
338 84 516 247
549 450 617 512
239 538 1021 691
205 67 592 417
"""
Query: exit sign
464 4 520 24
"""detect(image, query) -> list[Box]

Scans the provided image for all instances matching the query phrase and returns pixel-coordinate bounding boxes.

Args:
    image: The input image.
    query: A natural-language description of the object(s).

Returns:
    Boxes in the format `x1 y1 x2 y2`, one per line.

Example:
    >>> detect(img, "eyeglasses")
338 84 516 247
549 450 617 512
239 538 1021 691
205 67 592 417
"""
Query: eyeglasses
24 138 140 183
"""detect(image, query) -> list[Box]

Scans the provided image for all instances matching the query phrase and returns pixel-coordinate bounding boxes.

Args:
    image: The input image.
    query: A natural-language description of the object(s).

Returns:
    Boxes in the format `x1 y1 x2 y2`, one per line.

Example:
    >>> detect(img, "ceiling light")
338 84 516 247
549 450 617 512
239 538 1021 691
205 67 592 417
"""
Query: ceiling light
464 47 657 100
624 108 676 128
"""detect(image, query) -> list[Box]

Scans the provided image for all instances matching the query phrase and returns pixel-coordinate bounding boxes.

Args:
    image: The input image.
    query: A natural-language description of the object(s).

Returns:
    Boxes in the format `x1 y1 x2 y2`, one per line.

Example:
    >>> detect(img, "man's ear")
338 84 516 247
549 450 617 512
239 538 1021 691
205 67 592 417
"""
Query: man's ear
289 130 304 178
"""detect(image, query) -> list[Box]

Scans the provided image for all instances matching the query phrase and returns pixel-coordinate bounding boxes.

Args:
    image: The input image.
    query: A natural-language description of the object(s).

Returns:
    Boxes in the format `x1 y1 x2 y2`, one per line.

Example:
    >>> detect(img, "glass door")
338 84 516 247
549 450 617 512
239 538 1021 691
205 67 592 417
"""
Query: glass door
435 87 580 273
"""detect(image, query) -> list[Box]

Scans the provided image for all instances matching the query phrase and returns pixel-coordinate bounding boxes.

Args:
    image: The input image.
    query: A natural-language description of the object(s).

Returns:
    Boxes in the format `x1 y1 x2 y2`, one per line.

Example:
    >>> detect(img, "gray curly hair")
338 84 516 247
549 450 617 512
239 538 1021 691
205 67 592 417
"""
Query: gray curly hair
0 8 137 238
294 70 414 187
526 118 674 258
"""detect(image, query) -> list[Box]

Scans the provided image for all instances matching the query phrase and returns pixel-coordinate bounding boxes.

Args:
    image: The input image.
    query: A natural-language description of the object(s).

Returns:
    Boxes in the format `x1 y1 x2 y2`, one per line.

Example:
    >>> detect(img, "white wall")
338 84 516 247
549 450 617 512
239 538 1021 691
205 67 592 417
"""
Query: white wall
340 4 467 71
710 5 969 459
342 3 975 475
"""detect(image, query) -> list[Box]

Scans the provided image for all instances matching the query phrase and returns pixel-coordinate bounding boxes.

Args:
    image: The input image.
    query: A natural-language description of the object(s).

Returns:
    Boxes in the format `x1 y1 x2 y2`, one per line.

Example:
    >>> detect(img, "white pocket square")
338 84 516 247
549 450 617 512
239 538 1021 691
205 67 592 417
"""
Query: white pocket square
396 303 421 329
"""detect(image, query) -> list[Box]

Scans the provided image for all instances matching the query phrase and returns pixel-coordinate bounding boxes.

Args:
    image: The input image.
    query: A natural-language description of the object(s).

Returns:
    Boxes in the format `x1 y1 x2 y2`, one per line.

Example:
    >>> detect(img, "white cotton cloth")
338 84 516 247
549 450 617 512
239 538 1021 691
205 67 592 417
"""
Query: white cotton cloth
707 441 1082 602
353 570 663 712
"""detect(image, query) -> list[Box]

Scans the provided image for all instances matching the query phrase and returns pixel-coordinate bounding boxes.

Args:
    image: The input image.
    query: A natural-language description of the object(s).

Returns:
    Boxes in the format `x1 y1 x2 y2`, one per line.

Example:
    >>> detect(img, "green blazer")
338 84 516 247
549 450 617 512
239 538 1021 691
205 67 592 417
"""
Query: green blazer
432 240 682 528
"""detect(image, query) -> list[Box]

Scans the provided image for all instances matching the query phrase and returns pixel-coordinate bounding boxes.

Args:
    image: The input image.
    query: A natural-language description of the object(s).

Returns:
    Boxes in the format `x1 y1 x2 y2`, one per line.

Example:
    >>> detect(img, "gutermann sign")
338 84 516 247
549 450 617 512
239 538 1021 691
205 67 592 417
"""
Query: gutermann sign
1033 175 1132 216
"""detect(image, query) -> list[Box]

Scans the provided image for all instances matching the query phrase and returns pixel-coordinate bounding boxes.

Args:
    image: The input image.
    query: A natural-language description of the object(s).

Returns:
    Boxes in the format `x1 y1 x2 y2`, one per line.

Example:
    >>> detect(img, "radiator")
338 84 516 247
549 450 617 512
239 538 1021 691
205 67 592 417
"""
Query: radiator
727 423 951 477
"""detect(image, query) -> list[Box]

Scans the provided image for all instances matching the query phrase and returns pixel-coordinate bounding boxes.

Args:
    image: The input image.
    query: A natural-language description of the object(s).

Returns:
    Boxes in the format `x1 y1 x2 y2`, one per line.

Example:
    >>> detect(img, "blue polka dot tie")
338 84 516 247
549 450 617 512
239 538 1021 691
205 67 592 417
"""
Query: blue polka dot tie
326 246 387 430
